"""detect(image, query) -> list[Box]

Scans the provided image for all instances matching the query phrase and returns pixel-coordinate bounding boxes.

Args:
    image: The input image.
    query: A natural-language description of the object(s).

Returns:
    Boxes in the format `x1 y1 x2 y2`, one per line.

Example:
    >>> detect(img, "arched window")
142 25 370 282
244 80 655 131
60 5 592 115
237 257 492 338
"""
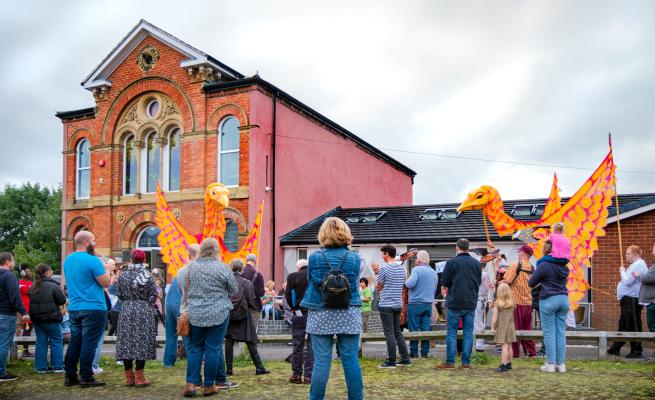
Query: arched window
218 117 240 186
144 132 160 193
124 135 138 195
165 128 181 191
136 226 161 250
224 219 239 252
76 139 91 199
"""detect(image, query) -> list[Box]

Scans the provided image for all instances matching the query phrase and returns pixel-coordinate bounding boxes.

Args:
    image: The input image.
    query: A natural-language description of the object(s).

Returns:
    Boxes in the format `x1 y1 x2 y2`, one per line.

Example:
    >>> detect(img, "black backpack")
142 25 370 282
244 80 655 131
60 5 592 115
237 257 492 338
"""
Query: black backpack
229 285 249 321
320 251 352 309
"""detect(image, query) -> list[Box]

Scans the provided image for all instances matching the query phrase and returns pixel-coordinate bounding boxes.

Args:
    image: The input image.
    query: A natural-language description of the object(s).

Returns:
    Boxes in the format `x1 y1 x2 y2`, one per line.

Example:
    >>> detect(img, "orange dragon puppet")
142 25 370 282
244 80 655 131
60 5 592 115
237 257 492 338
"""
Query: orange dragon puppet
155 182 264 277
457 142 617 310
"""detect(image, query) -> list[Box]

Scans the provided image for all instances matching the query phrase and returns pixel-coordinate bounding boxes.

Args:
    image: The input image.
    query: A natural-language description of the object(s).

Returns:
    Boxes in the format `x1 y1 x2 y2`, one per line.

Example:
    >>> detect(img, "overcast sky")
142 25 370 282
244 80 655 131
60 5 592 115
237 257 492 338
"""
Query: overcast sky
1 0 654 205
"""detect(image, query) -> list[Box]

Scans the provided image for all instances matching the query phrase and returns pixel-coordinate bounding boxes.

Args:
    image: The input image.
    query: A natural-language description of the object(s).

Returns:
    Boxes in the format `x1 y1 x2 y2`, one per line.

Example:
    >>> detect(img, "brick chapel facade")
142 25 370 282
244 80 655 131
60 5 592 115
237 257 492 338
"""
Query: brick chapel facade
57 20 415 285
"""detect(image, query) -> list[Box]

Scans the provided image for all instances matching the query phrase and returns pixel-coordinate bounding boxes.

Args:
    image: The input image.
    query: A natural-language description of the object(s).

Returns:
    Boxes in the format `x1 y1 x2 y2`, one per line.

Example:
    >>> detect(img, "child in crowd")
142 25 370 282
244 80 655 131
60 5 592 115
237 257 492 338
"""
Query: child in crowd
261 281 276 320
538 222 571 266
60 301 71 341
492 283 516 372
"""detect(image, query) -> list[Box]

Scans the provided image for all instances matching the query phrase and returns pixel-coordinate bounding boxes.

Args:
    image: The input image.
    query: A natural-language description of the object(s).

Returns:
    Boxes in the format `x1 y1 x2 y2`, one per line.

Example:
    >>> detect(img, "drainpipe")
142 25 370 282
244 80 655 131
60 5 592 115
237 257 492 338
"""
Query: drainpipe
270 92 278 282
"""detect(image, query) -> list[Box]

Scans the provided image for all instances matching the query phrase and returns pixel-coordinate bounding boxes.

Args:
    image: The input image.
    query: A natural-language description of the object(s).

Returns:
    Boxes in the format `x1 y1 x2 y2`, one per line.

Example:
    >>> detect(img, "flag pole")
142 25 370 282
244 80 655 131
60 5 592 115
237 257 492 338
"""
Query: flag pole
610 133 624 268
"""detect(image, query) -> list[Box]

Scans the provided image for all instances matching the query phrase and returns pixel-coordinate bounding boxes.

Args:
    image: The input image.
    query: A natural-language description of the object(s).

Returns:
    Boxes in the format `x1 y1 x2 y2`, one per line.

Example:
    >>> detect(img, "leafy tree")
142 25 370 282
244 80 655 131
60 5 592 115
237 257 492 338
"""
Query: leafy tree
0 183 62 272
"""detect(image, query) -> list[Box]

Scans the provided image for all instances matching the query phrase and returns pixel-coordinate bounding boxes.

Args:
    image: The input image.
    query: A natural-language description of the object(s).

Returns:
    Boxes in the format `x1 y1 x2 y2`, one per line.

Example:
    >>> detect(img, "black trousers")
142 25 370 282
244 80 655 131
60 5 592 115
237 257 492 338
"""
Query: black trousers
291 314 314 377
224 339 265 371
609 296 643 354
378 307 409 362
108 311 120 336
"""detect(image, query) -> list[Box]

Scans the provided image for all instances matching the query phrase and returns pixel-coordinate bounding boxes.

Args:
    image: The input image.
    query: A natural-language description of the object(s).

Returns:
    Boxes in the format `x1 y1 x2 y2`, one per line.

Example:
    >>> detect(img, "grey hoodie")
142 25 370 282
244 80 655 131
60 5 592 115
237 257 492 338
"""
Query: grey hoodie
638 263 655 305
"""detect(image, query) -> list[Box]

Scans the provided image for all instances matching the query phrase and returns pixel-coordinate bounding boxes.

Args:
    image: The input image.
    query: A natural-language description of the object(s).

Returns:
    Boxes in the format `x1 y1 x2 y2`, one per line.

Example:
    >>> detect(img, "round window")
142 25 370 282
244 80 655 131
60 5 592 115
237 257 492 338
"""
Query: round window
146 100 160 119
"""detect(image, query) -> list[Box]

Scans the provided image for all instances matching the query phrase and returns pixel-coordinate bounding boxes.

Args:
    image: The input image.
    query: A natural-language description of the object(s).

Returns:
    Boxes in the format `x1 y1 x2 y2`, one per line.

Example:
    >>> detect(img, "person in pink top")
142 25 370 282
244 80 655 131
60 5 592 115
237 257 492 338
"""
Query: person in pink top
548 223 571 261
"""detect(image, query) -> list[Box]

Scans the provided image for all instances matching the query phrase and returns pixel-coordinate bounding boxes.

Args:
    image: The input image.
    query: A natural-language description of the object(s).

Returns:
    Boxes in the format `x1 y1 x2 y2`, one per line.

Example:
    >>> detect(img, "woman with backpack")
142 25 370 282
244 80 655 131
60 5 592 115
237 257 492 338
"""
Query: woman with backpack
224 258 270 376
29 264 67 373
301 217 363 400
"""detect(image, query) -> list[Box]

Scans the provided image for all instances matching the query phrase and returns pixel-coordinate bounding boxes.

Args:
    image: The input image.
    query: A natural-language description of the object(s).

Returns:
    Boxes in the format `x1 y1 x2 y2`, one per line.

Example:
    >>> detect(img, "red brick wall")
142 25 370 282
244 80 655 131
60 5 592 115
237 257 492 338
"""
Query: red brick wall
591 209 655 330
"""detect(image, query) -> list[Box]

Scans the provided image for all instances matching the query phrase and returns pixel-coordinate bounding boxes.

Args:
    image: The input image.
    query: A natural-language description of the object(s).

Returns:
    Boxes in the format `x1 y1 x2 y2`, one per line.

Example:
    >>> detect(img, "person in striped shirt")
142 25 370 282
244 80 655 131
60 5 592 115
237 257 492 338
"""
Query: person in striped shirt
373 244 412 369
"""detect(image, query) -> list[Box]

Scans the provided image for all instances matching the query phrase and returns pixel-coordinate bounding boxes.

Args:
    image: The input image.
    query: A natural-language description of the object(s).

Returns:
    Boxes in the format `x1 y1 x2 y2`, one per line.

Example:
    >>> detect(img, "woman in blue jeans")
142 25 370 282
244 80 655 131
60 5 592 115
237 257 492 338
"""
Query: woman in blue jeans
301 217 363 400
28 264 67 373
178 238 239 397
528 241 570 373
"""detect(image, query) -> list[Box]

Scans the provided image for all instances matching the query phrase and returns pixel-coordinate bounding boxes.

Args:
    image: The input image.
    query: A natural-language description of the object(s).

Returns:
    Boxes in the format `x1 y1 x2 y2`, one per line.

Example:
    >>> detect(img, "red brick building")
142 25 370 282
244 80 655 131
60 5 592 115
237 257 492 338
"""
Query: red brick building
57 20 415 284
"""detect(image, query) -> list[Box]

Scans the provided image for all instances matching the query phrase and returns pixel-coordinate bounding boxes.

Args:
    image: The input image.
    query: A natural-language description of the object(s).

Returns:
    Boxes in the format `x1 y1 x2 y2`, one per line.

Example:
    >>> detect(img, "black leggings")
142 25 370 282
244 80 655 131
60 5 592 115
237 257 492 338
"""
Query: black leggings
123 360 146 371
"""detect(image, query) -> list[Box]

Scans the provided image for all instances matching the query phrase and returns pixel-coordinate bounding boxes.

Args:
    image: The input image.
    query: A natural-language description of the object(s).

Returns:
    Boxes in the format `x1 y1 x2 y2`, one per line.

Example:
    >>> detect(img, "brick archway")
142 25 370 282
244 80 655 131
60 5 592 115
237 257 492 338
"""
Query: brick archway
222 207 247 234
207 103 248 131
118 209 157 249
66 216 94 241
101 77 195 144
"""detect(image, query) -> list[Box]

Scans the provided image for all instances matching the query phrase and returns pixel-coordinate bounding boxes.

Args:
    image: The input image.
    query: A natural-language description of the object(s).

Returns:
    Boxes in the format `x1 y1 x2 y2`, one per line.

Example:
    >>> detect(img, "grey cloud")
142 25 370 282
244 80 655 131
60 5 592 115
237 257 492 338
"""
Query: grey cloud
1 0 654 205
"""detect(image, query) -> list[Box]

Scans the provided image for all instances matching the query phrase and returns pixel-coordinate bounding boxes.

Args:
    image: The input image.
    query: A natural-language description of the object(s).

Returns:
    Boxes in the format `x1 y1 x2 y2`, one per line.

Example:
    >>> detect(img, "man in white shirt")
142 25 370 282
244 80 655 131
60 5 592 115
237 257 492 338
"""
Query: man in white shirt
607 245 649 358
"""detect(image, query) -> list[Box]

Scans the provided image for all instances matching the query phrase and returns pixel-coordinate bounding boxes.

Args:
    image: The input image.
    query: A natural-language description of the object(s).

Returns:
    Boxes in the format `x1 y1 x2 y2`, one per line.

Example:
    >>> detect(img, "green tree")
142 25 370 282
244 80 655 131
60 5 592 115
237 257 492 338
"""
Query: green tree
0 183 62 272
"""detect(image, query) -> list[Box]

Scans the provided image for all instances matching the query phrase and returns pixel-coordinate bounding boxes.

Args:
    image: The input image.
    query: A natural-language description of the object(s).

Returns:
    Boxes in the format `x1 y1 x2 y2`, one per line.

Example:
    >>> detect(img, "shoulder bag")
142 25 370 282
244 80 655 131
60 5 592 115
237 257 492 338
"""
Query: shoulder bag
176 268 191 337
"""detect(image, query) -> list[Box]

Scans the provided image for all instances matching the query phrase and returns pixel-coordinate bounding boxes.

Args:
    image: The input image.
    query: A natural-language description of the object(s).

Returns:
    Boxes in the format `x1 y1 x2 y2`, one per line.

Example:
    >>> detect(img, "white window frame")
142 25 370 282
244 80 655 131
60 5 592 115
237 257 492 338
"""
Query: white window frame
162 127 181 192
297 247 308 261
217 116 240 188
141 131 159 194
75 139 91 200
123 134 138 195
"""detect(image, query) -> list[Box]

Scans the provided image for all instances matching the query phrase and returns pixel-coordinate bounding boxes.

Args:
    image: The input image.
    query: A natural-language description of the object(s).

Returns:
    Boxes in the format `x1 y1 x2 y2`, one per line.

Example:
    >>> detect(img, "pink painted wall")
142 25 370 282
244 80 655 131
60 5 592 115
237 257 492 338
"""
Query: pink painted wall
249 89 413 285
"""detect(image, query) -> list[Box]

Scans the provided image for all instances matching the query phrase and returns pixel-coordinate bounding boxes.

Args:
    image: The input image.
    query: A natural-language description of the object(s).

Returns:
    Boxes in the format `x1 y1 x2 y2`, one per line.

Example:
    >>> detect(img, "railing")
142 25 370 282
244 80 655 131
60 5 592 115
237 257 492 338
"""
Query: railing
12 330 654 361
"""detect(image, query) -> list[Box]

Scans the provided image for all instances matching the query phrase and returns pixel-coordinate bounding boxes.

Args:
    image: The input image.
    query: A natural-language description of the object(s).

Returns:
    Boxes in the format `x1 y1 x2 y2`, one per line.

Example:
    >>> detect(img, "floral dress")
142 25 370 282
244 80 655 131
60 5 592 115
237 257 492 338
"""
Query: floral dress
115 263 157 360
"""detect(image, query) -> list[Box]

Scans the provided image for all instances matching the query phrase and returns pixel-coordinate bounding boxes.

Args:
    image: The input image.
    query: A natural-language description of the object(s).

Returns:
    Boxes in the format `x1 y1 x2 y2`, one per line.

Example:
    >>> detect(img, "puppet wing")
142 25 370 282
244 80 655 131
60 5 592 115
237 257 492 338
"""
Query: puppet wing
545 148 616 310
156 183 198 277
219 202 264 265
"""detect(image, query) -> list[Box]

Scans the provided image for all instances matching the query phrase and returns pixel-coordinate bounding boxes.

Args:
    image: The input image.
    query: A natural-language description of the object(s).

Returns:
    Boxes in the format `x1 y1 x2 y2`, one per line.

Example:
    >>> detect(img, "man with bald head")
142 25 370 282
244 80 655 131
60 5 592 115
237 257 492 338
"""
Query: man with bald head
63 231 111 388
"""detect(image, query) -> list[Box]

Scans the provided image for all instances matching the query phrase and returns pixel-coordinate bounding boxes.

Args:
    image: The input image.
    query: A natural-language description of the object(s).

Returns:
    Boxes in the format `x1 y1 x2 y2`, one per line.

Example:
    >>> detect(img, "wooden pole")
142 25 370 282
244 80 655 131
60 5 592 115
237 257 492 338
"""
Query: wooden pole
610 133 624 268
483 211 493 248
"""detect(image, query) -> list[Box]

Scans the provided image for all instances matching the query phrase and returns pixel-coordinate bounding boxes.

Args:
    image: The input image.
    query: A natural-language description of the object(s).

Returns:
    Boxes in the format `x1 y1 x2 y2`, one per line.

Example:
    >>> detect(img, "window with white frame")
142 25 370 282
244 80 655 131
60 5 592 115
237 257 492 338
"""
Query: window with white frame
297 248 308 261
76 139 91 199
218 117 240 186
164 127 181 191
124 135 138 195
144 132 160 193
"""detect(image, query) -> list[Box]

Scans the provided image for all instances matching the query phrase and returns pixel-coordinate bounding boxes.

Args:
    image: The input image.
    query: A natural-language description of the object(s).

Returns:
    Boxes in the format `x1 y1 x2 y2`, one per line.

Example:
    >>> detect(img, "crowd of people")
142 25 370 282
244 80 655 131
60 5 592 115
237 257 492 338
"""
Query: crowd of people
0 219 654 399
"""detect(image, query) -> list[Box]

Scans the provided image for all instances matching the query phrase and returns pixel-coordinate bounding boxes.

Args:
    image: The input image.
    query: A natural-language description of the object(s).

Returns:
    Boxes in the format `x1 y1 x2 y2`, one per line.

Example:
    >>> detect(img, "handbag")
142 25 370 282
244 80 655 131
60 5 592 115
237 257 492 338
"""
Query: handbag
176 268 191 337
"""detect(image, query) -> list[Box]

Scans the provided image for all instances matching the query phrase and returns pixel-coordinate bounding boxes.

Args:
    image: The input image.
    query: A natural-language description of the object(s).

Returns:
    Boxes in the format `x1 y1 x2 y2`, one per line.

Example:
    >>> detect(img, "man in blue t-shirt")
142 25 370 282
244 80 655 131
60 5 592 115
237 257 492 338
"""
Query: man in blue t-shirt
374 244 411 369
63 230 110 387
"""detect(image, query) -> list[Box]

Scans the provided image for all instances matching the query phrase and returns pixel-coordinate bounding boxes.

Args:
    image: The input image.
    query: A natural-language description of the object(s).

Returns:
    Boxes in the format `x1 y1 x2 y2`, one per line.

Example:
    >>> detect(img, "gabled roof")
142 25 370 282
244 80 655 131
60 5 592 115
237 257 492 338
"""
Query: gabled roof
279 193 655 246
81 19 244 91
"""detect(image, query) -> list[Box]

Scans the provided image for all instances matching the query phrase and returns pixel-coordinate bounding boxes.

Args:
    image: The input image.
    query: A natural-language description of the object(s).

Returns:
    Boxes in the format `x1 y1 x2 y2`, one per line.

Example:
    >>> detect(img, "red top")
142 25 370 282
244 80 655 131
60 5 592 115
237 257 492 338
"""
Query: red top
19 279 32 313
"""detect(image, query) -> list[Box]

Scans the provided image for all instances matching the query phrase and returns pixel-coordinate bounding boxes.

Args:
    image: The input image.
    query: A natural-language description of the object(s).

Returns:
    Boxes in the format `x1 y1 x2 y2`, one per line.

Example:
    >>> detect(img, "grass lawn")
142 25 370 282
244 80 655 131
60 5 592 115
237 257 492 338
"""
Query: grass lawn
0 354 653 399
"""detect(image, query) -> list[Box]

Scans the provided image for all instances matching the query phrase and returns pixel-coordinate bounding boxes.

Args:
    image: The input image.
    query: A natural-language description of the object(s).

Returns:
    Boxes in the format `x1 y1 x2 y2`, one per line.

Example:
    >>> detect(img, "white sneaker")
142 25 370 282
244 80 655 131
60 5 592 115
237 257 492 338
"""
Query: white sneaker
556 364 566 373
540 364 555 372
92 367 104 374
116 360 123 366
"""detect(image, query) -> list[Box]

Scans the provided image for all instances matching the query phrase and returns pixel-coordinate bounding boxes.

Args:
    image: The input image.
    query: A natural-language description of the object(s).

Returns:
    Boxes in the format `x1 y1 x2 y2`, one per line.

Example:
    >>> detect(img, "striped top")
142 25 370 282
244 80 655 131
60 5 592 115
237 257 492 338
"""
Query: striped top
378 262 406 309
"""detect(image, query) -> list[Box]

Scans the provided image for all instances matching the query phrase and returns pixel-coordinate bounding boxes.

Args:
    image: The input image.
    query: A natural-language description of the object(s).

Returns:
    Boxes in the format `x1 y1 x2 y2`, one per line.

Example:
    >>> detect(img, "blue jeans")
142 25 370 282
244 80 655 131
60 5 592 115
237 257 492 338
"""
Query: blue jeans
64 310 107 380
0 314 18 376
92 325 105 369
310 333 362 400
163 302 189 367
186 316 229 387
407 302 432 357
262 304 274 320
540 295 569 365
446 308 475 365
34 322 64 371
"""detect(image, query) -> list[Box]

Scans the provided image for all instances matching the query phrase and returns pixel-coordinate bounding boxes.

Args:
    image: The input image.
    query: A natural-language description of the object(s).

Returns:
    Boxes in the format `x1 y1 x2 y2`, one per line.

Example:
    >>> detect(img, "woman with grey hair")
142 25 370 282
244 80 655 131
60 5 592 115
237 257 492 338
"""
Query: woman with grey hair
405 250 437 358
178 238 239 397
224 258 270 376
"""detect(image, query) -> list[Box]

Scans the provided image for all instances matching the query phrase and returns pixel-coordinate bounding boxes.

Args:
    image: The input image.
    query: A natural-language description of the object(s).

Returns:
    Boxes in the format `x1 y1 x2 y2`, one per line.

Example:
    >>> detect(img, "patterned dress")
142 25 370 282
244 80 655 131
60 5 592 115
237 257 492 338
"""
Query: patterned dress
115 264 157 361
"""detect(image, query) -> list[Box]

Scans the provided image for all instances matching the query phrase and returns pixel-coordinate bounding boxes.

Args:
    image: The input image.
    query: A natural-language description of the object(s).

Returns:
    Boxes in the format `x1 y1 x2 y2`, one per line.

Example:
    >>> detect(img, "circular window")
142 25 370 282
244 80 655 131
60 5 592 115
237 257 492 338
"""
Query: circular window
146 100 160 119
137 46 159 72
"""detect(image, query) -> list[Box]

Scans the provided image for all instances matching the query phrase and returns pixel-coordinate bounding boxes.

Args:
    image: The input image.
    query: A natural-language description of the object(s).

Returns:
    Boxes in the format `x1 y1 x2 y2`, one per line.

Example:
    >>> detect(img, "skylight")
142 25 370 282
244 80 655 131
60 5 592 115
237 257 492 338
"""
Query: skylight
345 211 386 223
419 208 460 221
511 204 535 217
